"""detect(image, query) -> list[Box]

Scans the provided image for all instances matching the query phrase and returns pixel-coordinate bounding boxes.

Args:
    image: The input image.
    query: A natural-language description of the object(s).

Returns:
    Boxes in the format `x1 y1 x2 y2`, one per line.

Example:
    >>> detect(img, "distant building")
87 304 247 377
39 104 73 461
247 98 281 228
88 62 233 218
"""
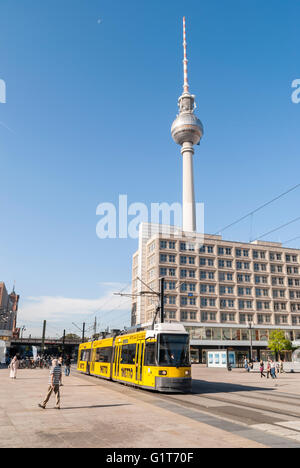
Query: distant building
0 282 20 345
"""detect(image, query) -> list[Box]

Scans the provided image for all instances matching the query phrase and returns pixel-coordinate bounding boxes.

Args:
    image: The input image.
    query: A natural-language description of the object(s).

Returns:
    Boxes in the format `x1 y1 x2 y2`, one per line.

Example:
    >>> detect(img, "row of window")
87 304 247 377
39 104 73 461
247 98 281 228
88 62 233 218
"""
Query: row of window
163 282 300 301
161 296 300 311
164 310 300 328
158 267 300 284
159 255 300 274
159 241 298 263
186 327 298 342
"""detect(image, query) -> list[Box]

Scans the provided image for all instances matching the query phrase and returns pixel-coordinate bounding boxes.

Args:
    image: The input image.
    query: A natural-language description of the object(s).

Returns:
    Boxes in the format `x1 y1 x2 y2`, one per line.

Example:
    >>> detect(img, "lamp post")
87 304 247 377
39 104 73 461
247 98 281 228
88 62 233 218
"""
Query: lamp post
248 320 253 362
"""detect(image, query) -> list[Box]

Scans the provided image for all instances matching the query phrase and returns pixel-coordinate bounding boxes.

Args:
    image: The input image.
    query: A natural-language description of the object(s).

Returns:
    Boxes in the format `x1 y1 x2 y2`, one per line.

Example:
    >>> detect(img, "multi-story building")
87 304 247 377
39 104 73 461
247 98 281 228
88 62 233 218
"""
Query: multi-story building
0 282 19 346
131 223 300 364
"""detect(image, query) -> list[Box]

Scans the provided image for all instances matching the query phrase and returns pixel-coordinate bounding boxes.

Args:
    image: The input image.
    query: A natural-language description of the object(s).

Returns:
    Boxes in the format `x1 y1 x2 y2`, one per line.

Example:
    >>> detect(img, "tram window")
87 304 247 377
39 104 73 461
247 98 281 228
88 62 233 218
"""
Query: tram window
80 350 90 362
94 347 112 363
121 344 136 364
158 334 190 367
144 342 156 366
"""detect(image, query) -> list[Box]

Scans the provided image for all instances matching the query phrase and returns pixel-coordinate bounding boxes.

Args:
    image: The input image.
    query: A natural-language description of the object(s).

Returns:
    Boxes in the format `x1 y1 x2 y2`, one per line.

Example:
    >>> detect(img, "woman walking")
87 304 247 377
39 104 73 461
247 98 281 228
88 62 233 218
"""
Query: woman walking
266 359 271 379
259 360 266 378
9 355 20 379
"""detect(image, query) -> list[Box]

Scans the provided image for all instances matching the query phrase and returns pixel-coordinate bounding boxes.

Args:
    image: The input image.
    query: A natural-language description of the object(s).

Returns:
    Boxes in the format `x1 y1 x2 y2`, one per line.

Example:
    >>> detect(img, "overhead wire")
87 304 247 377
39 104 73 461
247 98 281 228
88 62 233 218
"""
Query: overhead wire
214 182 300 236
251 216 300 242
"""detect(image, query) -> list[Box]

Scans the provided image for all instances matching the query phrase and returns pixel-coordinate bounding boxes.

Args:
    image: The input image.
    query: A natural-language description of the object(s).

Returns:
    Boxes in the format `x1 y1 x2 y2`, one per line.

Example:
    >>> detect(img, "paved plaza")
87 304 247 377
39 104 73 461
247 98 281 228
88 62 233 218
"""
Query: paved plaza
1 365 300 448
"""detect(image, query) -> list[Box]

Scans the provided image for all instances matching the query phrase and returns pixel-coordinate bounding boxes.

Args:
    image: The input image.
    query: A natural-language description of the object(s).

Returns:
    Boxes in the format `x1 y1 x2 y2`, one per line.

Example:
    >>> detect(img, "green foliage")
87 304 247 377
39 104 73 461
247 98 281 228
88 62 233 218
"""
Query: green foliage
268 330 292 355
63 333 81 341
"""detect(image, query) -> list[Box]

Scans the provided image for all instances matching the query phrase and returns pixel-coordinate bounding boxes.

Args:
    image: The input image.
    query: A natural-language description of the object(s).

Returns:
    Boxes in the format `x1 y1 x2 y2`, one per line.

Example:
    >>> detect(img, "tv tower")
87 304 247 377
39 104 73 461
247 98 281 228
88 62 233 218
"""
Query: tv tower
171 17 204 233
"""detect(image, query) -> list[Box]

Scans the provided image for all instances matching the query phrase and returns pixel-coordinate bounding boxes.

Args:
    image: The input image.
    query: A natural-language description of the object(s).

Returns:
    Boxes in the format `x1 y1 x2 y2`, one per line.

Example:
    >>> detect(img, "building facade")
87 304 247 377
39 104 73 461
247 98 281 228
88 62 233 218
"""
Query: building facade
0 282 20 347
131 223 300 364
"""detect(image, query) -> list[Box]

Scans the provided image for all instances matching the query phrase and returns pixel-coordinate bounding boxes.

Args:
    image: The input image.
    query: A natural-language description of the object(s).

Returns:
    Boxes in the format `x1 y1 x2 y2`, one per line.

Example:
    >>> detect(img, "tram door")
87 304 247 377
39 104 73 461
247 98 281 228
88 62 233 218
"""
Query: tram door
135 341 144 385
115 345 121 378
86 350 91 375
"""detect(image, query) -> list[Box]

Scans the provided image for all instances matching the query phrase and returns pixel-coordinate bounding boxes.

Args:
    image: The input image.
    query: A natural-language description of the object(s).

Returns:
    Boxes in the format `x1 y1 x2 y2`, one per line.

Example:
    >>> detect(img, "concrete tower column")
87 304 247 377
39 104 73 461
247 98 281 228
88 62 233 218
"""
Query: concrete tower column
181 142 196 232
171 17 204 233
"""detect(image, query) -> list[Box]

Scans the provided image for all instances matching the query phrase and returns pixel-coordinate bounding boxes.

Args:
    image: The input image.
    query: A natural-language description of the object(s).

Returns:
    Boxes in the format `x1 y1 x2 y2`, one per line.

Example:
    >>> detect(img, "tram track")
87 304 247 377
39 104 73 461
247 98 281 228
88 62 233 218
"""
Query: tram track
74 370 300 447
75 369 300 426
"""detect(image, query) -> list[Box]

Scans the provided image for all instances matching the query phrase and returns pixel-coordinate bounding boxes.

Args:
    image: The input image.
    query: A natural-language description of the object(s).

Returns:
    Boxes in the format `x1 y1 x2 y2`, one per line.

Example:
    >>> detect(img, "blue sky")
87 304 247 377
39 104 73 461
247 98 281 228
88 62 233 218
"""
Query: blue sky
0 0 299 336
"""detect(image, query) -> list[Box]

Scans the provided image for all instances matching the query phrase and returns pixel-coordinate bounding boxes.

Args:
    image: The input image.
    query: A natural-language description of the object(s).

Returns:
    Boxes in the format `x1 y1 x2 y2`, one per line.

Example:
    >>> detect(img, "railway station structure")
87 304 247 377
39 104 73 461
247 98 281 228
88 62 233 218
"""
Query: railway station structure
130 18 300 365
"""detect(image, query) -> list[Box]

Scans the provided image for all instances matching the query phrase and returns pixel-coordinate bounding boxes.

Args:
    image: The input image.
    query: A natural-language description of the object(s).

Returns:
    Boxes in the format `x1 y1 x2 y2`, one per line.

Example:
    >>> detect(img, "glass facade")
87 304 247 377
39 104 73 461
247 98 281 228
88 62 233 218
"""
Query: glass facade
185 326 300 342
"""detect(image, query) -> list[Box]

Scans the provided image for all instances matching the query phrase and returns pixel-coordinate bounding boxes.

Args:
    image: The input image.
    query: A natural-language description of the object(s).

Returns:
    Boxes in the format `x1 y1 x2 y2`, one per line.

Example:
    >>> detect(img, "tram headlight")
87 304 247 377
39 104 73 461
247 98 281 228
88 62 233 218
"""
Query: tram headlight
159 370 167 376
185 370 190 376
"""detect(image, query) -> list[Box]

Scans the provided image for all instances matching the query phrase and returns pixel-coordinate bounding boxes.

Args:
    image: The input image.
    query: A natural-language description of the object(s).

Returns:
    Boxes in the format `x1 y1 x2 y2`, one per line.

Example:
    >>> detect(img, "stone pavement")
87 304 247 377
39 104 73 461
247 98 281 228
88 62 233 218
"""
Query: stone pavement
0 367 265 448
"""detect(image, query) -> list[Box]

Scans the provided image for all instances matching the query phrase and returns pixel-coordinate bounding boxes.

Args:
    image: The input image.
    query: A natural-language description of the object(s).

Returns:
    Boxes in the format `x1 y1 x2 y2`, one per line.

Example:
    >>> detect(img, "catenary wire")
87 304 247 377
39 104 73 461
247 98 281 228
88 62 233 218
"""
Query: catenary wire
251 216 300 242
214 182 300 235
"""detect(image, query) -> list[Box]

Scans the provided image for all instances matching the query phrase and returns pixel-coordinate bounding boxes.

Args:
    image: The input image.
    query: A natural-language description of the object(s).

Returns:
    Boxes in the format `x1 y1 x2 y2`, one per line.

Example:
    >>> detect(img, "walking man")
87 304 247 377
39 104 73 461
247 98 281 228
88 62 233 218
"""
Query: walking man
38 358 62 409
266 359 271 379
65 355 71 377
270 360 277 379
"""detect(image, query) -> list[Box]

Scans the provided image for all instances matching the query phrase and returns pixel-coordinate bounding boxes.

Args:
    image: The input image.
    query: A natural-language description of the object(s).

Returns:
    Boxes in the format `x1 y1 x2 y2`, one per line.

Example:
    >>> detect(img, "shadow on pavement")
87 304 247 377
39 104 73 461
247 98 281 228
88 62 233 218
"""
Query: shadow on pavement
191 379 275 394
60 404 131 410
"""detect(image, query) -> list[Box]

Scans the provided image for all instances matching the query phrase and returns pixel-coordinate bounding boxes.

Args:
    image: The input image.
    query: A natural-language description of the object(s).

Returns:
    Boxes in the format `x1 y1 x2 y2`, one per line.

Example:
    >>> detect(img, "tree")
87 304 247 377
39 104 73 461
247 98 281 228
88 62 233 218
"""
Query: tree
62 333 81 341
268 330 292 360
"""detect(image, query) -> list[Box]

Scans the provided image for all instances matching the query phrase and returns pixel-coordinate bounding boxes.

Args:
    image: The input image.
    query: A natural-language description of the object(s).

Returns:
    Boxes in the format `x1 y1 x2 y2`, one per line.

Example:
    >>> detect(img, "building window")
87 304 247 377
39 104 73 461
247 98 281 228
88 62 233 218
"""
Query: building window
180 311 188 321
181 297 187 306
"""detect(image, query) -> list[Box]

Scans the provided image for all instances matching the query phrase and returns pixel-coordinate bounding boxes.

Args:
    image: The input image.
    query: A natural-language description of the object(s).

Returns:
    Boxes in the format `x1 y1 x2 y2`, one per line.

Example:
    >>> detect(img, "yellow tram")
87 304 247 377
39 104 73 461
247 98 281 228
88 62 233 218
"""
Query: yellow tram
77 323 191 393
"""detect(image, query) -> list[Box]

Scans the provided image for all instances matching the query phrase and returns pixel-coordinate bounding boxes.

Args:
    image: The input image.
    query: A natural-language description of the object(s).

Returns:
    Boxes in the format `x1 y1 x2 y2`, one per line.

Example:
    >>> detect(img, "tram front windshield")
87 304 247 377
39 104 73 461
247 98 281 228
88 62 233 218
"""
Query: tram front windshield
158 334 190 367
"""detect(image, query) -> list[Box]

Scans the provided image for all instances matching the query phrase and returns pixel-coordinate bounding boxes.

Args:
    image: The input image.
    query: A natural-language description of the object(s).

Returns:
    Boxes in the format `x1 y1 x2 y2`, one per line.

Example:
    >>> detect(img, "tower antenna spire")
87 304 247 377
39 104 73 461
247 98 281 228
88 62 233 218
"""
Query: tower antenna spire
183 16 189 94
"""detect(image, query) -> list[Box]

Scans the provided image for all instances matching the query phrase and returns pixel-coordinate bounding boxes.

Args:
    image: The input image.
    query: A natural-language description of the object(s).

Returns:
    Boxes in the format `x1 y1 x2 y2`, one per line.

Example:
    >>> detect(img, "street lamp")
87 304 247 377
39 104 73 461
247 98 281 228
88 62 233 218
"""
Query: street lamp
247 320 254 362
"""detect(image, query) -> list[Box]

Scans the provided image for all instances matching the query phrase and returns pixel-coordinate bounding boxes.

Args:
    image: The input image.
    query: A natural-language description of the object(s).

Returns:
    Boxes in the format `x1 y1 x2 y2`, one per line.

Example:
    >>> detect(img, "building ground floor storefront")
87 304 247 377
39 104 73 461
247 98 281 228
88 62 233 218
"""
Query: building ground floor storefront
185 323 300 366
190 345 292 366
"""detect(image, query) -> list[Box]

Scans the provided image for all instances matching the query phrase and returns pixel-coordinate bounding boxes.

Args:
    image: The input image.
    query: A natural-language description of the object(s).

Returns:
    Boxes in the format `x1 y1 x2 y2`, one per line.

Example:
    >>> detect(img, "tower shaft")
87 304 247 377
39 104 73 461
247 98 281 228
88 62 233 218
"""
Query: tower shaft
182 142 196 232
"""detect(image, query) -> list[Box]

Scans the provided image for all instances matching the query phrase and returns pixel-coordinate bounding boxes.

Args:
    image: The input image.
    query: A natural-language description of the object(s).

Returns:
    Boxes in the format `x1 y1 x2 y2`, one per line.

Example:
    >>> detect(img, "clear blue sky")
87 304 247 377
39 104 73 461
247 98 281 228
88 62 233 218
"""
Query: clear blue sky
0 0 299 336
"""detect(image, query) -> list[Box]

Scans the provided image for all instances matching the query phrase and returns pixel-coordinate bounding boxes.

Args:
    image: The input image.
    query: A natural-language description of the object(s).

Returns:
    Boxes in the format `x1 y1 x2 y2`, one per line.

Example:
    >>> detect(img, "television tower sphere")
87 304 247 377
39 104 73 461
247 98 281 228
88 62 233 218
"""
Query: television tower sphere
171 93 203 146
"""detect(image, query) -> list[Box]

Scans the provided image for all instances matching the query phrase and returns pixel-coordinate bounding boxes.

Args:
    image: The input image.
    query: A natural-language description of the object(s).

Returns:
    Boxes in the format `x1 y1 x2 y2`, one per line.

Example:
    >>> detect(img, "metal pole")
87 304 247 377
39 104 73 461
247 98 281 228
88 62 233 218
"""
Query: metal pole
41 320 46 355
62 329 66 358
249 323 253 361
82 322 85 343
160 278 165 323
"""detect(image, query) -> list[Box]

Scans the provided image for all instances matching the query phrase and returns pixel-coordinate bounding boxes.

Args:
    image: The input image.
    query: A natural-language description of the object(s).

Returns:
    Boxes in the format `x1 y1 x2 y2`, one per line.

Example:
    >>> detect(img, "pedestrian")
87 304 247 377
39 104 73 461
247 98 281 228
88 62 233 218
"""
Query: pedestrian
38 358 62 409
9 355 20 379
244 357 249 372
64 355 71 377
266 359 271 379
58 357 64 386
279 359 284 374
259 360 265 378
270 360 277 379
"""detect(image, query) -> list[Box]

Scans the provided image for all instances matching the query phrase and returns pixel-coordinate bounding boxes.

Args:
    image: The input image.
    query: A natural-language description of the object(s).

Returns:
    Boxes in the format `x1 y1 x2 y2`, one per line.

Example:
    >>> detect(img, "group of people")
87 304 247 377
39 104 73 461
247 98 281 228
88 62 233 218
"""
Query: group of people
244 357 284 379
8 354 72 380
259 359 284 379
8 354 73 410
